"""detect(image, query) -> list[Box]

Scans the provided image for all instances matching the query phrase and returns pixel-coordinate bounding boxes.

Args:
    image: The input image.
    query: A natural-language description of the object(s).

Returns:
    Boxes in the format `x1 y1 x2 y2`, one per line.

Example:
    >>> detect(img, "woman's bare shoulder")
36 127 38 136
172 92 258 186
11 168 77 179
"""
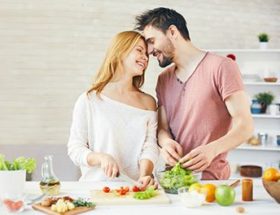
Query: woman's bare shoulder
138 92 157 111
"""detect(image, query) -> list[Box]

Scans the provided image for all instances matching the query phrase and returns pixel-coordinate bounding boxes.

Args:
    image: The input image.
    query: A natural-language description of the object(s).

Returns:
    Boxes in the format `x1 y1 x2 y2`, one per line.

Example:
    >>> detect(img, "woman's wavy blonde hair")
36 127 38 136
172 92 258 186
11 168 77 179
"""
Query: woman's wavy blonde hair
87 31 147 95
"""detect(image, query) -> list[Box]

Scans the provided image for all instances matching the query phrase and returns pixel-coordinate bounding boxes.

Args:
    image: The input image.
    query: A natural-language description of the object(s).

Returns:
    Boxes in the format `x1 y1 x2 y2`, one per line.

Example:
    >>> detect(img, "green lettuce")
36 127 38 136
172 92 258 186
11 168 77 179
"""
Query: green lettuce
159 163 197 190
0 154 36 173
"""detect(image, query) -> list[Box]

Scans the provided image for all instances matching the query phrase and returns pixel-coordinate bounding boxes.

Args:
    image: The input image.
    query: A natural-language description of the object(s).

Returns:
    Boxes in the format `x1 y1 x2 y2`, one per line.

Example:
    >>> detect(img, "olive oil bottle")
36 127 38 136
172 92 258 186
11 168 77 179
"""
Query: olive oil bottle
40 155 61 195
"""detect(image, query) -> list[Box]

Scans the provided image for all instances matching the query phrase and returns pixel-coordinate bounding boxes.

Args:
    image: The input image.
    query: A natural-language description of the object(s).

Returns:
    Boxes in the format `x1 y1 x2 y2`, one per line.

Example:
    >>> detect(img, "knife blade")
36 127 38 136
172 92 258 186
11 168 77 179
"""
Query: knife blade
118 171 141 187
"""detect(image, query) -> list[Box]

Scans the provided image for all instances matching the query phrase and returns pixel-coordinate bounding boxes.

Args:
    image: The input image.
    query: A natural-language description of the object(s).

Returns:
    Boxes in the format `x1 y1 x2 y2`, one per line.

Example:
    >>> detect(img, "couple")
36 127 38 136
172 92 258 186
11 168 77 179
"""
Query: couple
67 8 253 188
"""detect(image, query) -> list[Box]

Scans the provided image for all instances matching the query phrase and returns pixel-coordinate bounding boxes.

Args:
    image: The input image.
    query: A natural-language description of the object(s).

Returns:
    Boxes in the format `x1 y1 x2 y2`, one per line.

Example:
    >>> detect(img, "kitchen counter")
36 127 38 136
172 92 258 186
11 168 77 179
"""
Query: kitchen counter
1 179 279 214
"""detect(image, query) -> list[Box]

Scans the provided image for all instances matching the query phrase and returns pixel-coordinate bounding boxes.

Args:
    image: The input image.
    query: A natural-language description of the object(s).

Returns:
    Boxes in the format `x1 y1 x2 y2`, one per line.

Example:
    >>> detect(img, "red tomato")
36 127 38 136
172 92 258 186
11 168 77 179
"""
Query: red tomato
103 186 110 193
132 186 140 192
123 186 129 192
119 190 127 195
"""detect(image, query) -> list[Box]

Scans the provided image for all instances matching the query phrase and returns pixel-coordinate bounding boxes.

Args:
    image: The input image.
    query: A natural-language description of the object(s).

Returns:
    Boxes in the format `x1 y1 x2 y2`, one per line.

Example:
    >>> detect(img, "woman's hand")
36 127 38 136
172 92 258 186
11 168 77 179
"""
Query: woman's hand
99 153 119 178
137 175 158 190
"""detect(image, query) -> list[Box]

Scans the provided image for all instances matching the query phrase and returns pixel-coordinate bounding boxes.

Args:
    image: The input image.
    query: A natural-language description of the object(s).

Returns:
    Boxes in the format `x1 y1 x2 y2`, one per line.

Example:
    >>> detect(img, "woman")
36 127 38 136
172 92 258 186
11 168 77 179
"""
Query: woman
67 31 159 188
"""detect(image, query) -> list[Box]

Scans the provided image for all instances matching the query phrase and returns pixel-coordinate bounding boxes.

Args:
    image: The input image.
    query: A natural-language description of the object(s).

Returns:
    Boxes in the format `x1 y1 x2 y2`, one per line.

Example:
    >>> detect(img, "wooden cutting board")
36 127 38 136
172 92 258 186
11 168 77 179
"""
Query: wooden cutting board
32 203 95 215
91 189 170 205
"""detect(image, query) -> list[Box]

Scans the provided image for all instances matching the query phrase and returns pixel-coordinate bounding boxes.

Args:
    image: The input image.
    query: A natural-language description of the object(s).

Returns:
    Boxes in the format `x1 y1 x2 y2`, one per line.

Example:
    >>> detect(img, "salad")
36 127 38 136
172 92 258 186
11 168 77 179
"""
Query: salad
158 163 198 194
0 154 36 173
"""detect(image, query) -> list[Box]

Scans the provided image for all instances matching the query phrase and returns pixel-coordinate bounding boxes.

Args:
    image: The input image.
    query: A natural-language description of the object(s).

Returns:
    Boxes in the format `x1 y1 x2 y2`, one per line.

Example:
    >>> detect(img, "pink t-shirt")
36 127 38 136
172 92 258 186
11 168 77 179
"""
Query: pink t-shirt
156 52 244 180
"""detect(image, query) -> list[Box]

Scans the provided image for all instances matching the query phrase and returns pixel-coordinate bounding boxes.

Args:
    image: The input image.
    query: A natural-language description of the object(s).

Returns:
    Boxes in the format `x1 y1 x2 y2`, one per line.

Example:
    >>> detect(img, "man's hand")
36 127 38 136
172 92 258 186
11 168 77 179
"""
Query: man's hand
179 144 217 172
160 138 183 166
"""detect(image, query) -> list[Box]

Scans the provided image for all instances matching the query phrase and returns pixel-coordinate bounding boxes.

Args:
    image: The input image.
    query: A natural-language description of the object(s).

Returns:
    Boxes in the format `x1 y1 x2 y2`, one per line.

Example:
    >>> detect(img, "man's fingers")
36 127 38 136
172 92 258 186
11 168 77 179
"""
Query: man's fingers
175 144 183 157
166 146 181 161
194 163 208 173
179 149 200 164
187 160 206 171
181 154 201 168
161 149 177 165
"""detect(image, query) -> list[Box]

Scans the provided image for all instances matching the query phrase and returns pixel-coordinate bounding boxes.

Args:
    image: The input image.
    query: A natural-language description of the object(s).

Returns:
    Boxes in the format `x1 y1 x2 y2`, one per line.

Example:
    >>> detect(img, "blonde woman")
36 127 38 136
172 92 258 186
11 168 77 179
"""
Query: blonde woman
67 31 159 188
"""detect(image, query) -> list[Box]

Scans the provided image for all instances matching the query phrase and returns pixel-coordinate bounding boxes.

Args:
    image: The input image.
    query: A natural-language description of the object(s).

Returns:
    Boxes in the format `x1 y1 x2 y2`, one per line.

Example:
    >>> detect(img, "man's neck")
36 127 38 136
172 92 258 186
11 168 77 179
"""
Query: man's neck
173 41 206 82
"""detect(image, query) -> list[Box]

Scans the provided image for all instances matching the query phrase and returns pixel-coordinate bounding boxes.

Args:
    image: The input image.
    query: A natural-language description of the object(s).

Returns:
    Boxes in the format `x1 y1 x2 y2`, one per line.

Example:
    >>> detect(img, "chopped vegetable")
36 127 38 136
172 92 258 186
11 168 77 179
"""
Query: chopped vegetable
159 163 198 191
103 186 110 193
0 154 36 173
73 198 95 207
133 187 157 200
132 185 141 192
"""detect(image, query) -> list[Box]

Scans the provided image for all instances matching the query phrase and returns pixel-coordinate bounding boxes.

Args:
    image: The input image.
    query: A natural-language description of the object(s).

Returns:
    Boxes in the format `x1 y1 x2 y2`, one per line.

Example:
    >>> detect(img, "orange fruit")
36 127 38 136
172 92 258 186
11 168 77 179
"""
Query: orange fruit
201 183 216 202
263 167 279 182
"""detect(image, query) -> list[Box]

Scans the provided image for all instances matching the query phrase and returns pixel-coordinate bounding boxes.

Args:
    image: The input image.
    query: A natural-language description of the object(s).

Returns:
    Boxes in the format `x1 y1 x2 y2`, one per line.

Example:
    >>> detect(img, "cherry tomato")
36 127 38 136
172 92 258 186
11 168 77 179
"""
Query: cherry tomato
103 186 110 193
132 186 140 192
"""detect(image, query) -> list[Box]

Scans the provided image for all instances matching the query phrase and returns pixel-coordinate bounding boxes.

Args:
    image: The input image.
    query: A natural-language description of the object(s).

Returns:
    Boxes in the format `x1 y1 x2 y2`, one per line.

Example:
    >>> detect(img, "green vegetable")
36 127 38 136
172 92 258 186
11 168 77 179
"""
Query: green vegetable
133 187 157 200
0 154 36 173
159 163 197 191
73 198 95 207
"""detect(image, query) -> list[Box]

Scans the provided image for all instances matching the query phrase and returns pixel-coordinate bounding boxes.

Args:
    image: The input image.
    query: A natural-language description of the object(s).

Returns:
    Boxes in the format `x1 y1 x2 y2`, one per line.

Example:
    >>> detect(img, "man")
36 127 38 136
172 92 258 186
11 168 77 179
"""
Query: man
135 7 253 179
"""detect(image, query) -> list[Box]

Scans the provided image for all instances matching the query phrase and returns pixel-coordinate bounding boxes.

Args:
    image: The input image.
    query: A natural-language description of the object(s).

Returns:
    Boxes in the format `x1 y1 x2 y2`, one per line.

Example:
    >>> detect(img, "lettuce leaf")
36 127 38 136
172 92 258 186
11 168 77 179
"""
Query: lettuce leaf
0 154 36 173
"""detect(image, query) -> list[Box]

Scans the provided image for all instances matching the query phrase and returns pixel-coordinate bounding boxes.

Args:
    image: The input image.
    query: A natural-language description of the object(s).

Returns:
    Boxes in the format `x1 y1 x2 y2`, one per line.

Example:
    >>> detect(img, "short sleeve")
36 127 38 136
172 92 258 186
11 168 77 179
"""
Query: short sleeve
216 58 244 101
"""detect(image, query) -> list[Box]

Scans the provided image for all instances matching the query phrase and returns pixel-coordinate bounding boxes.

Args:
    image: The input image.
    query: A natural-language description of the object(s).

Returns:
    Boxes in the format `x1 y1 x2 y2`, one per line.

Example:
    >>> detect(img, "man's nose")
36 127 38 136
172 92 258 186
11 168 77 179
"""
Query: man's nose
147 44 154 55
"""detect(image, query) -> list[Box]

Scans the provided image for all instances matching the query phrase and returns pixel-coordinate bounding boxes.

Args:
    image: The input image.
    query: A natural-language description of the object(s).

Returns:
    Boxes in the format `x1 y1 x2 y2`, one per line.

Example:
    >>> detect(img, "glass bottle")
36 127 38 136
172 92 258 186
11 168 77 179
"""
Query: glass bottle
39 155 61 195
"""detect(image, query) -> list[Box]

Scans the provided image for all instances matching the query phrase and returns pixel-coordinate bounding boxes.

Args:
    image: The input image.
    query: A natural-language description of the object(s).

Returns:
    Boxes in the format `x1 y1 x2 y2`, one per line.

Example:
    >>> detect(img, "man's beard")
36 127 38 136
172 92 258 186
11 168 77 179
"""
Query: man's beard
159 55 173 68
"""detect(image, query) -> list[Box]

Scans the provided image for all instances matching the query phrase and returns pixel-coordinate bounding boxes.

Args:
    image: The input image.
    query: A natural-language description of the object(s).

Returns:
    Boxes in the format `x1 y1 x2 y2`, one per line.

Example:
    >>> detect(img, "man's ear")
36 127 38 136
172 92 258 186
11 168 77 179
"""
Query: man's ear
167 25 179 40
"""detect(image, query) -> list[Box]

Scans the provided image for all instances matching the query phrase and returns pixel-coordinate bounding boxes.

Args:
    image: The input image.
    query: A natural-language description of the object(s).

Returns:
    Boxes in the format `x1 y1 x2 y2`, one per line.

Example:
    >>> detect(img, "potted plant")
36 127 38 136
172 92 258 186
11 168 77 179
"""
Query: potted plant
258 33 269 49
255 92 274 113
0 154 36 197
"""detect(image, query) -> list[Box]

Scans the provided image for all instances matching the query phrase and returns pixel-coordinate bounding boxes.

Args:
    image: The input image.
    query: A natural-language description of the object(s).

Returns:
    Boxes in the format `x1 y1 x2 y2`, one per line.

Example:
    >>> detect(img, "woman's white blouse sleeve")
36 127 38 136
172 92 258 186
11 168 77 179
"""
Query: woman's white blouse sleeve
139 112 159 166
67 93 92 167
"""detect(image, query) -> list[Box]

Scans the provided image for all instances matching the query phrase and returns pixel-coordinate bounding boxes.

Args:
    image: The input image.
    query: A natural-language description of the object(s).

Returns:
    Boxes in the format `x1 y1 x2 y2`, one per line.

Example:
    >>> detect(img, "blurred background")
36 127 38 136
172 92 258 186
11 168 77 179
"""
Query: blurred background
0 0 279 180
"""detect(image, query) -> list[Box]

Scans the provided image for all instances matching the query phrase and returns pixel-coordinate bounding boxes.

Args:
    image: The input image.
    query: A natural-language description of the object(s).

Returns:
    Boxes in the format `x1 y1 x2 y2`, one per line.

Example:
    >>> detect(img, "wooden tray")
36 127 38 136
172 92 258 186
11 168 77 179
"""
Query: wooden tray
32 203 95 215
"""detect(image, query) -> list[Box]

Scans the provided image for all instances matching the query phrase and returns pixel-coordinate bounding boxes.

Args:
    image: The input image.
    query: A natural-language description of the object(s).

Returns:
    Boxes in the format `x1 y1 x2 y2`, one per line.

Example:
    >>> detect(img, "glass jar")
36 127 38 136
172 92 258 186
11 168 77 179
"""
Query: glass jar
39 155 61 195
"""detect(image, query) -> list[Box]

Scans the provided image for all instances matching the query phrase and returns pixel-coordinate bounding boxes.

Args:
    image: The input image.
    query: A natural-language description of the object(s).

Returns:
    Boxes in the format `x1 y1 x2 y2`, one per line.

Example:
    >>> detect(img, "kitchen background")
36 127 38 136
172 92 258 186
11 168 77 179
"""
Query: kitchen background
0 0 279 180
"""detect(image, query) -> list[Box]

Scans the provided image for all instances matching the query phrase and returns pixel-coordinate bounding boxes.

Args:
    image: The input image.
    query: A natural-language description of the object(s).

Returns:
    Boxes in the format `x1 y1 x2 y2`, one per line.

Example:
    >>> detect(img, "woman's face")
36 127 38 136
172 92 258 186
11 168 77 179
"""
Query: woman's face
122 39 149 77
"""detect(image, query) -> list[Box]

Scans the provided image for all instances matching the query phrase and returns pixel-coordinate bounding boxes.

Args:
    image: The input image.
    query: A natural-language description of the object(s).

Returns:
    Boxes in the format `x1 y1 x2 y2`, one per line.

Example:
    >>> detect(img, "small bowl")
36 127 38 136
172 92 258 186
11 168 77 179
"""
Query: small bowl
178 187 205 207
240 165 262 177
262 179 280 204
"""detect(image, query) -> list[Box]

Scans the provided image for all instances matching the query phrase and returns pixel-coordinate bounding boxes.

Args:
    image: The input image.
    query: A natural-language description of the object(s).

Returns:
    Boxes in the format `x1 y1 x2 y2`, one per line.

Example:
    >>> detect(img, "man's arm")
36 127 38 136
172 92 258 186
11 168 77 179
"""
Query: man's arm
158 106 183 166
180 91 254 171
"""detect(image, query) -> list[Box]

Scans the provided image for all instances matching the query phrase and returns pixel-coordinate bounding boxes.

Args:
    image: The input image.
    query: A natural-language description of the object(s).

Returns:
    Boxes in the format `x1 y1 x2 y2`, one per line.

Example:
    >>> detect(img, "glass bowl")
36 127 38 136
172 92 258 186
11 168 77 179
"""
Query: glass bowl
178 187 205 207
1 195 25 214
155 169 201 194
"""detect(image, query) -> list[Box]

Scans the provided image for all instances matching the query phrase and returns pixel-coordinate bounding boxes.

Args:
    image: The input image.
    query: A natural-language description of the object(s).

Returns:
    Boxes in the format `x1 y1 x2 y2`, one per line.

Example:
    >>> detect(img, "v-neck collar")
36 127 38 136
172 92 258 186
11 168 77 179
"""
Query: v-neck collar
173 51 209 85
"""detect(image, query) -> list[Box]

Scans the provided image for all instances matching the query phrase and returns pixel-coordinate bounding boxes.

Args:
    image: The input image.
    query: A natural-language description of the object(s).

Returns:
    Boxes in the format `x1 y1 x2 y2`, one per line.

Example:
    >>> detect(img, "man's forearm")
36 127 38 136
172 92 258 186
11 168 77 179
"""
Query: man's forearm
209 115 253 156
158 127 173 147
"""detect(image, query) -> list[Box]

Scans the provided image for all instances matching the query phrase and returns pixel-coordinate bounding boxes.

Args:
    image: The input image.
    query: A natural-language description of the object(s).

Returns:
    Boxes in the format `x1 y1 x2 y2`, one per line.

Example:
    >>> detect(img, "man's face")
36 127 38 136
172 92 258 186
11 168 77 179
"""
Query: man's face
143 26 175 68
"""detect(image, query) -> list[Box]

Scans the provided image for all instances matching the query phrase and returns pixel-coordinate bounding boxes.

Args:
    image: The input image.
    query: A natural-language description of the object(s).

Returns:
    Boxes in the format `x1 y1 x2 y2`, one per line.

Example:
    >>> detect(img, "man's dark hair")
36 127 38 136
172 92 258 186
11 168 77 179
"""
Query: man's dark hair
135 7 191 41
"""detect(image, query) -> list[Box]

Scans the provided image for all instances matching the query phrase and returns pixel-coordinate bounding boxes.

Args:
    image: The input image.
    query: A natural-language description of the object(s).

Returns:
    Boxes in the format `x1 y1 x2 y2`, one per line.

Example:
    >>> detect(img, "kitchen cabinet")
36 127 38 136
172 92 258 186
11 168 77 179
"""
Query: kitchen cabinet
211 49 280 177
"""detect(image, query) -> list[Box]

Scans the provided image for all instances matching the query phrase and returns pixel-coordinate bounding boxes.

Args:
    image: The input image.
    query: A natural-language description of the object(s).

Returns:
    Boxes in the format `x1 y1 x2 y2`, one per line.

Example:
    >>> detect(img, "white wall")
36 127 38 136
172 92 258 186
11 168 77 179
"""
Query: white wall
0 0 280 147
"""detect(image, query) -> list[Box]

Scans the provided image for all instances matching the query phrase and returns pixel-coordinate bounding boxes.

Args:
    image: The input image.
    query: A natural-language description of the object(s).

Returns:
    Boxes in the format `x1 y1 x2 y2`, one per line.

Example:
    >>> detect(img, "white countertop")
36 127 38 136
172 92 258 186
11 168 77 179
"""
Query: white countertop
1 179 279 215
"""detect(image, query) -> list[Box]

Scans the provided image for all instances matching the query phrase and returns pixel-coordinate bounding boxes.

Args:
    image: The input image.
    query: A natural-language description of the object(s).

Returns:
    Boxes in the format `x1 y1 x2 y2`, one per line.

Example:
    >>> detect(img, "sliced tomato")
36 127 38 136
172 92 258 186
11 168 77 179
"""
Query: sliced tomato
103 186 110 193
119 190 127 195
123 186 129 192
